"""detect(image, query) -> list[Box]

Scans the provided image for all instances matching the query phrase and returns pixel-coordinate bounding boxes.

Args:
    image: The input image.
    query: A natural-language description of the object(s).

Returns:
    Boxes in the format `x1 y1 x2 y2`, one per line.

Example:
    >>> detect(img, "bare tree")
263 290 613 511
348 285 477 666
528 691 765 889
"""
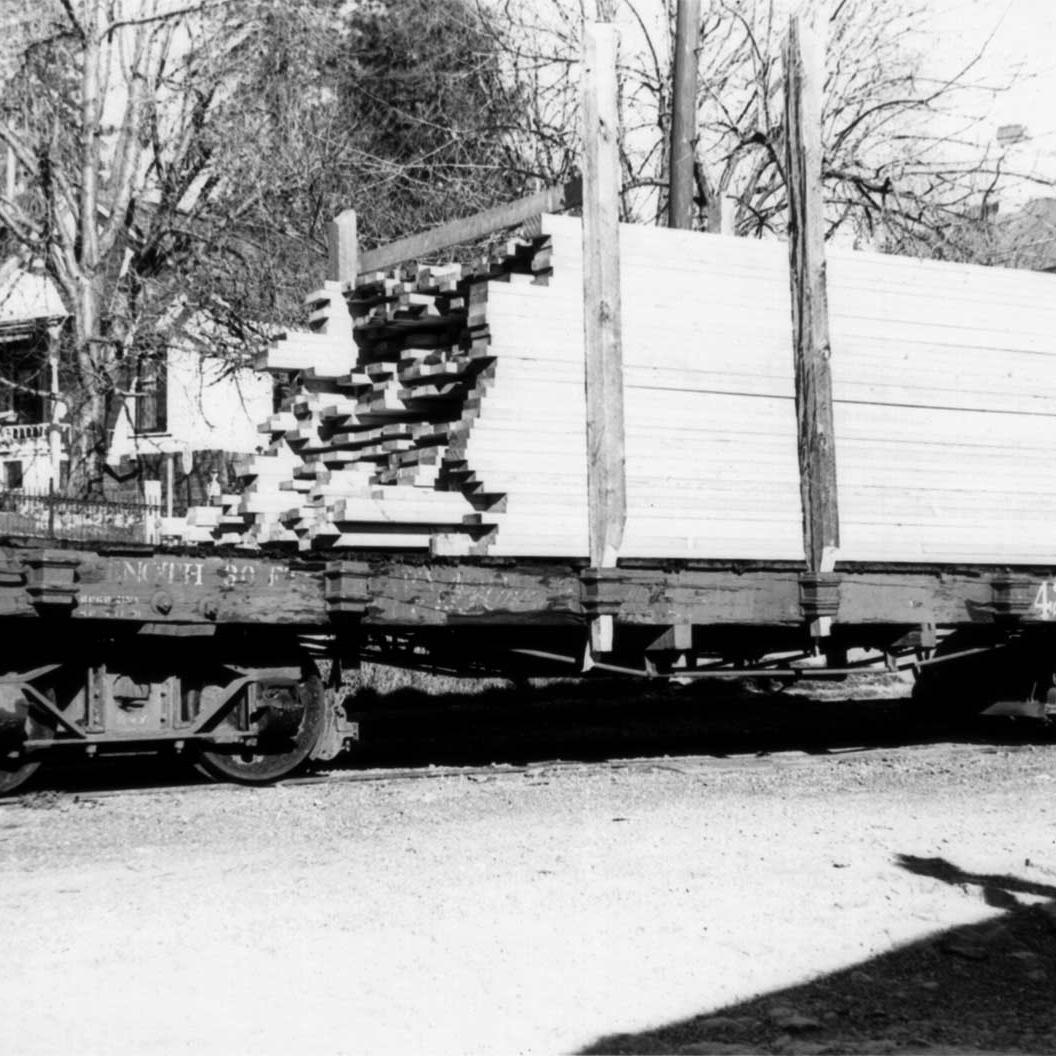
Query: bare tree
0 0 258 492
0 0 531 495
487 0 1045 251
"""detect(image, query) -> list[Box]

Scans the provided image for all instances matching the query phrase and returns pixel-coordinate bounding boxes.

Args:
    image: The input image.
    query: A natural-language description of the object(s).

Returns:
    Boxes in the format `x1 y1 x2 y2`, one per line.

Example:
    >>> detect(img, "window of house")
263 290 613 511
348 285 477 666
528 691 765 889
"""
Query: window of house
4 461 23 490
0 342 46 424
134 355 168 434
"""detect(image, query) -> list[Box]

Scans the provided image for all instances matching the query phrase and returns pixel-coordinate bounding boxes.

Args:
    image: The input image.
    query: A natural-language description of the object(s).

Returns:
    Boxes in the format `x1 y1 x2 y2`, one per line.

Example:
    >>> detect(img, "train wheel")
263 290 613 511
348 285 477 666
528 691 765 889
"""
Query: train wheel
0 754 43 796
0 686 55 796
194 665 327 785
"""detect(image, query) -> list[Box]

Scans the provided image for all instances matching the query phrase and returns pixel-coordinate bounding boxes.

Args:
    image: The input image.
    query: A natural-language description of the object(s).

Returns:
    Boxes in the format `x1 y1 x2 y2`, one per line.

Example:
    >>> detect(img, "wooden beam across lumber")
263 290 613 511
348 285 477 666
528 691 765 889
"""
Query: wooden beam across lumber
357 178 583 278
783 13 839 578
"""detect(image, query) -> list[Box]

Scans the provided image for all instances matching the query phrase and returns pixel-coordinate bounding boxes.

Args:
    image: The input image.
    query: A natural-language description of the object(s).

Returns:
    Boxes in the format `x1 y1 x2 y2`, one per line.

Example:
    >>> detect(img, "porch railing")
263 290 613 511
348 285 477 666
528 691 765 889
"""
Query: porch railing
0 423 67 445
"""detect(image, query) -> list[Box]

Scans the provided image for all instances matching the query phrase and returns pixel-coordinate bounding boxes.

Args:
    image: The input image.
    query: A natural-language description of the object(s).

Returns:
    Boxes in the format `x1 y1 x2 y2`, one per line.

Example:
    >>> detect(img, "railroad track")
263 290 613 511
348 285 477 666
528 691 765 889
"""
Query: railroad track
3 734 1045 806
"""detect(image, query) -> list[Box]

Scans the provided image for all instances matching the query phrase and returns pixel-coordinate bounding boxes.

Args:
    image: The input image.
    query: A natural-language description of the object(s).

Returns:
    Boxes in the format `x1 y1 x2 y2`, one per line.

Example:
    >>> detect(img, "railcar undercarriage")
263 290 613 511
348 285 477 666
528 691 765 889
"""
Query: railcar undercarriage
0 627 345 794
1 541 1055 794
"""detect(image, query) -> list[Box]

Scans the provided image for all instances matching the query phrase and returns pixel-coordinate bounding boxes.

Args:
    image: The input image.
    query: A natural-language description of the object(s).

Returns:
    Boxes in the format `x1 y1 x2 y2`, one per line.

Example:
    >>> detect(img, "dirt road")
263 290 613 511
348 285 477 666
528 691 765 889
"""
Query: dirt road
2 742 1054 1055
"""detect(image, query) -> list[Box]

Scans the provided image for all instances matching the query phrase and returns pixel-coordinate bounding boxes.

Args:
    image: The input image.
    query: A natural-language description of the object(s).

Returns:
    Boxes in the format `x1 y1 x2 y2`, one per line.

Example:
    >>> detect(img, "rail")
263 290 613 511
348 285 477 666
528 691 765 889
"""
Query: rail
0 487 161 545
0 423 67 444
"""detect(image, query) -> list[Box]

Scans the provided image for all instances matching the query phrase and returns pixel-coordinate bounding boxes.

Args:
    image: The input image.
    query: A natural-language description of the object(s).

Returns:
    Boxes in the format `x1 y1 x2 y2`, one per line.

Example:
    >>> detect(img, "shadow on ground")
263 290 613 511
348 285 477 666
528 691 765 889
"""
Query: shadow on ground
581 856 1056 1055
22 673 1053 794
338 674 1049 769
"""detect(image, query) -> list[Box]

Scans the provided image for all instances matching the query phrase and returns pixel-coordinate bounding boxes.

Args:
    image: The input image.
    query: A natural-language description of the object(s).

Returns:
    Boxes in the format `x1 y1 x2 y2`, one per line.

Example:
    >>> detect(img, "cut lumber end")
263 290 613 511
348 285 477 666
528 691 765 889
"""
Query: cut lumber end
327 209 359 287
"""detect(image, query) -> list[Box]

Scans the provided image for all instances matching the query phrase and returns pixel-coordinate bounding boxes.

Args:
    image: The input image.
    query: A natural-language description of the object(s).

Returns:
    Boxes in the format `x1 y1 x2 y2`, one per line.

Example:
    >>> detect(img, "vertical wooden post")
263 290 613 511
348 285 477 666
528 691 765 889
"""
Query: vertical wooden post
668 0 700 229
783 14 839 600
582 22 627 653
327 209 359 287
165 452 174 520
46 322 63 489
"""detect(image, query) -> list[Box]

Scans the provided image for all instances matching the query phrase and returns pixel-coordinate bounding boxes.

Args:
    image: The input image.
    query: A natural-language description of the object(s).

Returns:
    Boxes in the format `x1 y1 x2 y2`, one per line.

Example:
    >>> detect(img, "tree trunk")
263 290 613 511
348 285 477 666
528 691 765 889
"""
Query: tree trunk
68 275 109 496
68 3 107 497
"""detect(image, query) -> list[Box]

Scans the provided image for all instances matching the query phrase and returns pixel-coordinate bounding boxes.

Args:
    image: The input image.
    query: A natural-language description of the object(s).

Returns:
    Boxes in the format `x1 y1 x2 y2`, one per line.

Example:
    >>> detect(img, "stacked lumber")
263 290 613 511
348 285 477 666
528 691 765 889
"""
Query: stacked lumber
176 240 550 554
479 215 1056 565
827 247 1056 563
472 216 803 559
173 211 1056 567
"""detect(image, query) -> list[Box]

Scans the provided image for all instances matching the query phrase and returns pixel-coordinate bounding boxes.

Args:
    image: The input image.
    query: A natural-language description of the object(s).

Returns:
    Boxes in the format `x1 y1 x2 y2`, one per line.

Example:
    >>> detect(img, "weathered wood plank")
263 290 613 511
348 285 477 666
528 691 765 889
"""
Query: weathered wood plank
783 14 839 573
69 554 327 625
356 179 582 277
358 563 582 625
581 22 627 575
582 23 628 650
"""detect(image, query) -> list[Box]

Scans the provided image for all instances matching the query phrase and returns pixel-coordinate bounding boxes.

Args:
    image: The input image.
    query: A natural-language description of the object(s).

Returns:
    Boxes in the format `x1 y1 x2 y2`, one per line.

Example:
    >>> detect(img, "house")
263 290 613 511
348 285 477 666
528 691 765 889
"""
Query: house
0 262 66 491
106 329 274 512
0 261 274 507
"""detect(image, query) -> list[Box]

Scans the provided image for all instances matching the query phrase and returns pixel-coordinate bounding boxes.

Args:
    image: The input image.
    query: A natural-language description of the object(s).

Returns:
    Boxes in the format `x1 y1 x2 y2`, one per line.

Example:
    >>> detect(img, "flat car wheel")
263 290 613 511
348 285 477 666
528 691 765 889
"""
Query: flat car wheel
0 691 55 796
0 756 43 796
194 669 327 785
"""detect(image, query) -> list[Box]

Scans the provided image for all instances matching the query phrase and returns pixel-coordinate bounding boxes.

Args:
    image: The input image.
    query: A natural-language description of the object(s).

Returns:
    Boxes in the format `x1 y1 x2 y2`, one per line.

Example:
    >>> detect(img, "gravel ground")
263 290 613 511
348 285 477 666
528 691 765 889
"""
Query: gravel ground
1 741 1054 1056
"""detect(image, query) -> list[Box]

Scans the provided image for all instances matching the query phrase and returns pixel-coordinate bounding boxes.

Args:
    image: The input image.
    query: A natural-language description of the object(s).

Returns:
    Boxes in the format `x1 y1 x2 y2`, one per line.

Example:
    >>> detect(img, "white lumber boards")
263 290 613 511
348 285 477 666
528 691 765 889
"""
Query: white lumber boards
499 213 1056 565
327 532 433 551
836 400 1056 562
162 208 1056 565
477 222 803 561
329 493 475 525
256 331 355 377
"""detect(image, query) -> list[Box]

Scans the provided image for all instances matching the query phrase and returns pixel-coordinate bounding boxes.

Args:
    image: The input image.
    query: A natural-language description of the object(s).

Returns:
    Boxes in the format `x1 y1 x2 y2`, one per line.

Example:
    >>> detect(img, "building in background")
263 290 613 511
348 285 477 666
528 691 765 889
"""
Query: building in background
107 331 274 513
0 262 66 491
0 260 273 508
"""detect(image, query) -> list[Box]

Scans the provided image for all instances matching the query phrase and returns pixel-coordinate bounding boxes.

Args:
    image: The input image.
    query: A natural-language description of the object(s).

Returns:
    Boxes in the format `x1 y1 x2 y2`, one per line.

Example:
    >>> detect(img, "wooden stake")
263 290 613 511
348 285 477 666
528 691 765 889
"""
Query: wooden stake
327 209 359 287
668 0 700 229
783 14 839 576
582 22 627 652
165 452 174 520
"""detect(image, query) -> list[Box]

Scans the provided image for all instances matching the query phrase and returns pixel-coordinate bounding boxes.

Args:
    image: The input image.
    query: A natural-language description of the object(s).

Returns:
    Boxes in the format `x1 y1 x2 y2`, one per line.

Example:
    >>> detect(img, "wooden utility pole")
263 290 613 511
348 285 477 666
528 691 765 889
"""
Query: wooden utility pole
582 22 627 653
668 0 700 229
783 14 839 583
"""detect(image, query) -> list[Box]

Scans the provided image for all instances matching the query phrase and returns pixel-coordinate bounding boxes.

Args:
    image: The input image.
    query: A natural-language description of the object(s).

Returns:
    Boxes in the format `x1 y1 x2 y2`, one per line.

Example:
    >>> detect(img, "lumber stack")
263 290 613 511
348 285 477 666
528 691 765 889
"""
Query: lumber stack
173 212 1056 567
237 271 496 554
177 239 550 555
470 215 803 559
827 247 1056 563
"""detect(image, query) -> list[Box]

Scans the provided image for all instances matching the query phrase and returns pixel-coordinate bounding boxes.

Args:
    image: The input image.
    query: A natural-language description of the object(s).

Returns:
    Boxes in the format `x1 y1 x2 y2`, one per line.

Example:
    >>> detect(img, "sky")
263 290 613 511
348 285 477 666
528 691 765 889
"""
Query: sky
922 0 1056 205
